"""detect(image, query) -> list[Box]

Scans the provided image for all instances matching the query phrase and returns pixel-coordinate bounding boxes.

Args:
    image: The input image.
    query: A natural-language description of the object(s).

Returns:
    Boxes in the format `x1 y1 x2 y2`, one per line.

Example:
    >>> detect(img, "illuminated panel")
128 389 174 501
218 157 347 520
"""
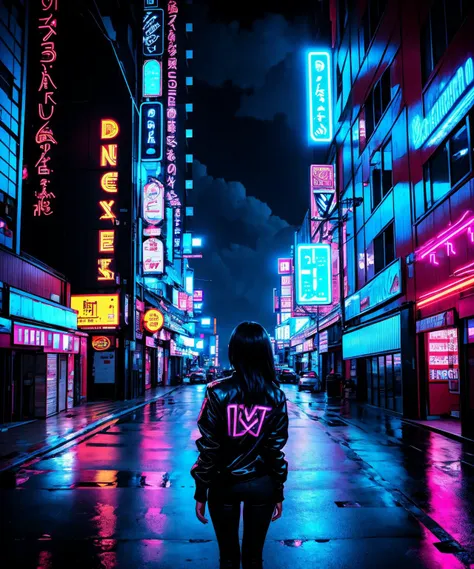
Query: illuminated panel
412 57 474 149
97 259 115 281
143 59 162 97
310 164 336 221
71 294 120 329
278 258 292 275
139 102 163 161
33 0 59 217
307 51 333 144
417 276 474 308
295 243 332 305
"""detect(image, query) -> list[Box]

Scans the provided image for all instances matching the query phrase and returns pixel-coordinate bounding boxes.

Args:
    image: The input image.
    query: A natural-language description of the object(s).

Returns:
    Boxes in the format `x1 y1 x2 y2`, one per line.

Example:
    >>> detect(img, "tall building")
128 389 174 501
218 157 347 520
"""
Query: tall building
332 0 474 437
20 0 197 402
0 0 86 423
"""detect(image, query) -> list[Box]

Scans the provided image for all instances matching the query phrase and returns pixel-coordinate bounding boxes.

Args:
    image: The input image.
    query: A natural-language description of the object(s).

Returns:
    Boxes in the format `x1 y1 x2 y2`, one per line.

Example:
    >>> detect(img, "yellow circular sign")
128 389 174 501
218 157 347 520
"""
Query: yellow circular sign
143 308 164 333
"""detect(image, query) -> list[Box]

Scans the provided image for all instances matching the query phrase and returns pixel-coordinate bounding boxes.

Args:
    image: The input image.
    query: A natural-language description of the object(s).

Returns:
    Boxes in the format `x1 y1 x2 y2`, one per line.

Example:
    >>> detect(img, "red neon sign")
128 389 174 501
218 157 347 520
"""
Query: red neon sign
417 275 474 308
33 0 59 217
98 119 119 283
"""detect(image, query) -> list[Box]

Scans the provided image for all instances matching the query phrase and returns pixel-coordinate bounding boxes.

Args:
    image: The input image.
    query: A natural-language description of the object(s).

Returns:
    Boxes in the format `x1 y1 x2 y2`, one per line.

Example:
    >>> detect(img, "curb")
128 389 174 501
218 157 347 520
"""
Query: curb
401 418 474 445
0 386 180 474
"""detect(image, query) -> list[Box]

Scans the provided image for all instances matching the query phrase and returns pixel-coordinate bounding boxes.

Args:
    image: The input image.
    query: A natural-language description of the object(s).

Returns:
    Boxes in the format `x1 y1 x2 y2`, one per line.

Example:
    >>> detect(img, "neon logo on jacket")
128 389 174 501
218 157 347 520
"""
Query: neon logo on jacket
227 404 272 438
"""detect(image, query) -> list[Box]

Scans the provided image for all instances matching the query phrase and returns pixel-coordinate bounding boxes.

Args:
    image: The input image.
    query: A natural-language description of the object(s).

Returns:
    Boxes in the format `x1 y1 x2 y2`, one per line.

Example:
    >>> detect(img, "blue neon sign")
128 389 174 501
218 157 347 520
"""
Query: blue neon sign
412 57 474 148
295 244 332 305
307 51 333 144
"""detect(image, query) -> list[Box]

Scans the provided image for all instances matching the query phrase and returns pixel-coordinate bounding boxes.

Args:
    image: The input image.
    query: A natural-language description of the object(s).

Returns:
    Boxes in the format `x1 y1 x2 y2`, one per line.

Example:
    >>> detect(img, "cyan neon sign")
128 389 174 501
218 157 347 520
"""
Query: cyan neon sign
295 243 332 305
412 57 474 148
307 51 333 144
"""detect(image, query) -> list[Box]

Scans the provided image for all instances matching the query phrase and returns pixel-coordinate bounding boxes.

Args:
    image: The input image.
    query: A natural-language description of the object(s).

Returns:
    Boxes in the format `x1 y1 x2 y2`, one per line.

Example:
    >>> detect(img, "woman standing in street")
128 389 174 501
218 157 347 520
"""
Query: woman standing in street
191 321 289 569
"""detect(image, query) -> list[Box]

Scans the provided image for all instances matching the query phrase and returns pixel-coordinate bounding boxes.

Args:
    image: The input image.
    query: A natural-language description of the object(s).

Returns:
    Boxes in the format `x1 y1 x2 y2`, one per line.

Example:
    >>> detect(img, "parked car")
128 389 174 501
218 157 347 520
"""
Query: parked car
189 371 207 384
206 367 218 382
298 371 322 392
279 368 299 384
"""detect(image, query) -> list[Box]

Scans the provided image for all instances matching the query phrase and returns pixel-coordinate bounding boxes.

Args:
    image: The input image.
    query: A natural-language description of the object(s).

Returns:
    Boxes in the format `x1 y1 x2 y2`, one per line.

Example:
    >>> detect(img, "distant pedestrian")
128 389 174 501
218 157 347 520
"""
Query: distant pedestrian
191 321 289 569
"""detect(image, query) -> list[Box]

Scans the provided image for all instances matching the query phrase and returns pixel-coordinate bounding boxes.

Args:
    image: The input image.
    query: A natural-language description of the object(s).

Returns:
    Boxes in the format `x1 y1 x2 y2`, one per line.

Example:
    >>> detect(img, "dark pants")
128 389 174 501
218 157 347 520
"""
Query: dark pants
208 475 275 569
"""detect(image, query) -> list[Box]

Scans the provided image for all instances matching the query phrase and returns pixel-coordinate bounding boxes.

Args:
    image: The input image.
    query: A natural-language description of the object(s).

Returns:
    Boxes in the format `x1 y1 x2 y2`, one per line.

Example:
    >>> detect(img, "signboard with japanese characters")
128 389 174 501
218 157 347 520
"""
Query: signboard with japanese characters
139 102 163 161
31 0 60 218
278 258 292 275
307 51 333 144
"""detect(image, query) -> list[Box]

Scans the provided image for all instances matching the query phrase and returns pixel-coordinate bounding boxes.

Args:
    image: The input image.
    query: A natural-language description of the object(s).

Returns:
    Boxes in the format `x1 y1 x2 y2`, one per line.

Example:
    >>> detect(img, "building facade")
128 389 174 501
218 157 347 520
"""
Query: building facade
333 0 474 437
0 0 86 423
19 0 197 402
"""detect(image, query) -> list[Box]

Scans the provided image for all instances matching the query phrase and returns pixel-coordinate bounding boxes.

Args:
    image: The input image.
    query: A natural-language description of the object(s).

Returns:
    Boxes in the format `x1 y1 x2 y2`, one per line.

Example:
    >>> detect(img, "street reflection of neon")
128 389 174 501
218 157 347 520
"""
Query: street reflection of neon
93 503 117 538
417 276 474 308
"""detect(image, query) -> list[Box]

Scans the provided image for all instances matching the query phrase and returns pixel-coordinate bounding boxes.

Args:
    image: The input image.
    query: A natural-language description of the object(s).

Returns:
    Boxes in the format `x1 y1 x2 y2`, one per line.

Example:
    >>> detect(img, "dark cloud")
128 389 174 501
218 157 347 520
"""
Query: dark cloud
193 8 311 91
192 162 296 365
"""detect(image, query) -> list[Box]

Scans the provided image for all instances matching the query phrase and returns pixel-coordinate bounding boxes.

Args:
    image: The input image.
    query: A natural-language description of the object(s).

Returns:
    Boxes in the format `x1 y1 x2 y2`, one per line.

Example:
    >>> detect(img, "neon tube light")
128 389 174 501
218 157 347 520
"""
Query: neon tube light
307 51 333 144
416 210 474 262
452 261 474 278
417 276 474 308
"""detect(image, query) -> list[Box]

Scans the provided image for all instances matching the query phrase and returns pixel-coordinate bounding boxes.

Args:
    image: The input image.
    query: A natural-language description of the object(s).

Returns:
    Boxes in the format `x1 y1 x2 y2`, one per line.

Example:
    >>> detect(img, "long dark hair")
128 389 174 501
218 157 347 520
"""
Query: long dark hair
228 321 277 403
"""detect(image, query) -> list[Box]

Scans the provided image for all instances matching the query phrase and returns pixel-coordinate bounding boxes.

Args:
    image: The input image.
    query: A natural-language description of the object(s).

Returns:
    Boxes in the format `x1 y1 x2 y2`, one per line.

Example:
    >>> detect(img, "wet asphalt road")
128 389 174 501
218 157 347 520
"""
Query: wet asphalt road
1 385 473 568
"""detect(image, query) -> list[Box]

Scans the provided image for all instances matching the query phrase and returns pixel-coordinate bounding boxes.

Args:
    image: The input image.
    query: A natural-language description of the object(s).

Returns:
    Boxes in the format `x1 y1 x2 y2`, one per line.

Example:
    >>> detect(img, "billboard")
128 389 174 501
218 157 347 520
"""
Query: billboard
143 59 162 97
295 244 332 305
71 294 120 329
143 8 164 57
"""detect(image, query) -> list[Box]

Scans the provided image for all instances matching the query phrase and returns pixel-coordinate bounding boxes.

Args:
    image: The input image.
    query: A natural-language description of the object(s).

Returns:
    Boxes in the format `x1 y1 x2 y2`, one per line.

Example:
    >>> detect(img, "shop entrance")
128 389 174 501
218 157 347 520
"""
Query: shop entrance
423 328 460 419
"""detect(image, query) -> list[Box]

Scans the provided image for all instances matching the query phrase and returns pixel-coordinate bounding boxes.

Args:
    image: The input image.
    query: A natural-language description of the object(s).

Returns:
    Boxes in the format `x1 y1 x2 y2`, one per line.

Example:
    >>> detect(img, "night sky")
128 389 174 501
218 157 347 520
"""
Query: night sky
190 1 329 364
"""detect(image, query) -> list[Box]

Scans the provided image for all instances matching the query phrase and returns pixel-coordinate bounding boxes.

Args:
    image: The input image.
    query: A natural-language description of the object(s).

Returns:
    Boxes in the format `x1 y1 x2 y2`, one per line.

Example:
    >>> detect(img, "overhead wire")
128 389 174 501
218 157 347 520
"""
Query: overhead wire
88 0 140 115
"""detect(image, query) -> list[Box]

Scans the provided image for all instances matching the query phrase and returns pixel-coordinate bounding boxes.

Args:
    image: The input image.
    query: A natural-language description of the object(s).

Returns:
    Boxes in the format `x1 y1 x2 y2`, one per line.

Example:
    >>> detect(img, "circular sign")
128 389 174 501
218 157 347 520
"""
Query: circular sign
143 309 164 333
92 336 112 351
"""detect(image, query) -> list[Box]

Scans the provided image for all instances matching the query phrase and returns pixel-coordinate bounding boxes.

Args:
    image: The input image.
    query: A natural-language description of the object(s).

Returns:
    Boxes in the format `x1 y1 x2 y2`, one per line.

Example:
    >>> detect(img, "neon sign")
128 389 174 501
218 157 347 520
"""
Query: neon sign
33 0 59 217
295 243 332 305
143 178 165 225
416 210 474 265
165 0 182 257
412 57 474 148
139 102 163 161
310 164 336 222
98 119 119 283
278 258 292 275
307 51 333 144
143 60 162 97
143 7 164 57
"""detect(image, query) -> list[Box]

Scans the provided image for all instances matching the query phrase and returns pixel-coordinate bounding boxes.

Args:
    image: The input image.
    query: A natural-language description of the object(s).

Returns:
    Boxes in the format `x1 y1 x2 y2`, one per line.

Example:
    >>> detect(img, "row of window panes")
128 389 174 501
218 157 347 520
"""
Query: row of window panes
371 137 393 209
418 117 471 218
365 65 391 140
366 353 402 412
358 222 395 289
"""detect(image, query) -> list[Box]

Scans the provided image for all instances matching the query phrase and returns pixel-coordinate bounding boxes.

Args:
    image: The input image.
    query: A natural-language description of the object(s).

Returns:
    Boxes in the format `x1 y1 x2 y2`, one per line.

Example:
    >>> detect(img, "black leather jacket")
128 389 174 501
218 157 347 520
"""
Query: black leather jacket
191 373 289 503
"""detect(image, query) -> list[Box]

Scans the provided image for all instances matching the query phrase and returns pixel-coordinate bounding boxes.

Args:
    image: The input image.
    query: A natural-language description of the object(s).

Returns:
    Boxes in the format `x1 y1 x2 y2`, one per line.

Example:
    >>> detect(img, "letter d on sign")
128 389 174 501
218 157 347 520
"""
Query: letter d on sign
101 119 120 140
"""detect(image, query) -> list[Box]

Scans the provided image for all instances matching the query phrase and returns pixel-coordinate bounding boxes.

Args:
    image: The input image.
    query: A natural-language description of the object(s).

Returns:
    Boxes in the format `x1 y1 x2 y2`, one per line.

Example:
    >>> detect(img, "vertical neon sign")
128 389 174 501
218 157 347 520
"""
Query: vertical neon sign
33 0 59 217
165 0 182 259
307 51 333 144
98 119 119 283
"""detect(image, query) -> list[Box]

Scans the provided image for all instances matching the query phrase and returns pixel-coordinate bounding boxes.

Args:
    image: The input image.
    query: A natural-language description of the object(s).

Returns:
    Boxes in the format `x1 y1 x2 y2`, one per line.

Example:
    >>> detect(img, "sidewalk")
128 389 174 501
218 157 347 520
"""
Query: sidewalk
0 385 179 473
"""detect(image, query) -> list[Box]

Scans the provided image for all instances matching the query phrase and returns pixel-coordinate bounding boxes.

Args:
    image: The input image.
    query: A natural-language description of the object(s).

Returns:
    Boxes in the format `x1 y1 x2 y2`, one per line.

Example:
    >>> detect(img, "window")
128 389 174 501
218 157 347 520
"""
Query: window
371 138 393 209
336 62 343 100
337 0 348 43
373 223 395 275
450 122 470 185
364 65 392 140
0 61 14 99
420 0 468 85
362 0 388 53
422 141 451 211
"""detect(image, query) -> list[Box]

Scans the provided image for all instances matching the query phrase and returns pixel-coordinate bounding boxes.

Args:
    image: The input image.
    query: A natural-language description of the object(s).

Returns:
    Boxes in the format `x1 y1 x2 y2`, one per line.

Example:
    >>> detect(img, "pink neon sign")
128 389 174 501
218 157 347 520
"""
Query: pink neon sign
416 210 474 264
33 0 59 217
227 404 272 438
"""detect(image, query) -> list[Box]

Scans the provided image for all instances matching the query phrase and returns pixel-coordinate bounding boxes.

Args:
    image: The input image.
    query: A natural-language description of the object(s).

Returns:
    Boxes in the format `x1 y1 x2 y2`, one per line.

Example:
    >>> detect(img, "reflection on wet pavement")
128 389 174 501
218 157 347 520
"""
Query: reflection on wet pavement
0 385 472 568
